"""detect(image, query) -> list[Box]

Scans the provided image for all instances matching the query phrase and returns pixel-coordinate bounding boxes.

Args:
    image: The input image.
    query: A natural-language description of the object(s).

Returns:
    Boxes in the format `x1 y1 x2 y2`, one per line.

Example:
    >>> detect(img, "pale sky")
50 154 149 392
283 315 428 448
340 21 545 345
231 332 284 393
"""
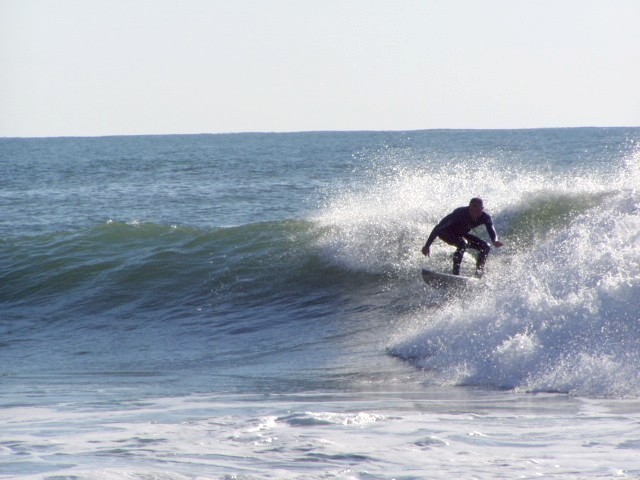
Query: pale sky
1 0 639 137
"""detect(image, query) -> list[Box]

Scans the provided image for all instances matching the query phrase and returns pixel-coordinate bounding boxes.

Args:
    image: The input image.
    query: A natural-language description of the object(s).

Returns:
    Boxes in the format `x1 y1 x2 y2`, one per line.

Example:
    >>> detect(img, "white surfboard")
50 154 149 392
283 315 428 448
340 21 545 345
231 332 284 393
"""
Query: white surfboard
421 268 479 287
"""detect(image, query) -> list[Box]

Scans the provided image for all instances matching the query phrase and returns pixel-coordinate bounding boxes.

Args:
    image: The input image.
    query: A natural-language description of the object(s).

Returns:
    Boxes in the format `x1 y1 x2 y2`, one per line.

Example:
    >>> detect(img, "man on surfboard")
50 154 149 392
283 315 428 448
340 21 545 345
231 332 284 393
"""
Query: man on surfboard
421 198 504 276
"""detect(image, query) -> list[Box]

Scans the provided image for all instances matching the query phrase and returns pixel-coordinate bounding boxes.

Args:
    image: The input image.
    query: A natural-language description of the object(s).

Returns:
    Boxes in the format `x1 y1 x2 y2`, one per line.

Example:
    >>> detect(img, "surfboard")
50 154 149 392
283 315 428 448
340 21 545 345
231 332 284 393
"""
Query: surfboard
421 268 479 287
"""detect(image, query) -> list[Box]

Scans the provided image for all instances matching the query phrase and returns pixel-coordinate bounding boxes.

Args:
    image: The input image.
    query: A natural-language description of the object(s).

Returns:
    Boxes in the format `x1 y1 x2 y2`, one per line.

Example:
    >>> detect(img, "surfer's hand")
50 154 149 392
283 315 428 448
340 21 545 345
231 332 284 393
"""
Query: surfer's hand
421 245 430 256
493 241 504 248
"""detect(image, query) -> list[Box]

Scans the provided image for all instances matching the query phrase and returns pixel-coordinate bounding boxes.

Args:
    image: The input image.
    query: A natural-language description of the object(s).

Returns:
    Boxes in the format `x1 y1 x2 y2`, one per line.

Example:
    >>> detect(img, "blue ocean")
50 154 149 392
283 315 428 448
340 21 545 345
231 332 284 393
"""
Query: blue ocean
1 128 640 479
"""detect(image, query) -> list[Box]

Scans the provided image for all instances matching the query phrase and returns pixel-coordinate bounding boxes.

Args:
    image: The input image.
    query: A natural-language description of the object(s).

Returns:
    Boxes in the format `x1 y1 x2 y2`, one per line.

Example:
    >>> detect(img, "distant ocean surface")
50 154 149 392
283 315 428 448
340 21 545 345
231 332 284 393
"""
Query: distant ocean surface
1 128 639 479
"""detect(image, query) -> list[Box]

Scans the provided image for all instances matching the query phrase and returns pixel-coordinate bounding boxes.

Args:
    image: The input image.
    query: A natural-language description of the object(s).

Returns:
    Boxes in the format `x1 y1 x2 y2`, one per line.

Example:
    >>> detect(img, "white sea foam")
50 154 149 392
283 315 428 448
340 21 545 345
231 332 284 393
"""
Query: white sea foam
3 392 640 479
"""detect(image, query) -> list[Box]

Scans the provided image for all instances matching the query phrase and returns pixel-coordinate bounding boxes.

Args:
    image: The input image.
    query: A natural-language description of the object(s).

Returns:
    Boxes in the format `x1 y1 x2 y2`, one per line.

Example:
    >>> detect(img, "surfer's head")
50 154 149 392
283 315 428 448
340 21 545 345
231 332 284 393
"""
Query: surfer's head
469 197 484 219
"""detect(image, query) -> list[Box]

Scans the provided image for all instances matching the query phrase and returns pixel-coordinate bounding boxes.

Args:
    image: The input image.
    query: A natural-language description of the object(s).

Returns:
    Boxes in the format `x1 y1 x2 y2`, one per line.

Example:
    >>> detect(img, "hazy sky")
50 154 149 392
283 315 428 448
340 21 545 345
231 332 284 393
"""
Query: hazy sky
1 0 639 137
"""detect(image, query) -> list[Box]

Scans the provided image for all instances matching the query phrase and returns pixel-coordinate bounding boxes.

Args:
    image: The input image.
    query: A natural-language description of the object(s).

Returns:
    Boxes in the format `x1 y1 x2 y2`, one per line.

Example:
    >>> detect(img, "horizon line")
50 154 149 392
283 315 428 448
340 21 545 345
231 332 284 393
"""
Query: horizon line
2 125 639 140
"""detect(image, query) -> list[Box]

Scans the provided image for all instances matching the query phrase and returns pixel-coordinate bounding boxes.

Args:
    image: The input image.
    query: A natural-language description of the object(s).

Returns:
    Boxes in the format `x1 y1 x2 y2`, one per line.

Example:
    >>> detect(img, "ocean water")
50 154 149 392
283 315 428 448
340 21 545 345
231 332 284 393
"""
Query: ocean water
1 128 639 479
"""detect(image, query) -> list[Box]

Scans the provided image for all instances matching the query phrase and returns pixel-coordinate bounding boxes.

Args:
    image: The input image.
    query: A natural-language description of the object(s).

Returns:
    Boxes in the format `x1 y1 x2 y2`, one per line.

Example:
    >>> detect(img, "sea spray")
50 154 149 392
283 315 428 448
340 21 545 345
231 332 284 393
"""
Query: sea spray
385 156 640 397
310 141 640 397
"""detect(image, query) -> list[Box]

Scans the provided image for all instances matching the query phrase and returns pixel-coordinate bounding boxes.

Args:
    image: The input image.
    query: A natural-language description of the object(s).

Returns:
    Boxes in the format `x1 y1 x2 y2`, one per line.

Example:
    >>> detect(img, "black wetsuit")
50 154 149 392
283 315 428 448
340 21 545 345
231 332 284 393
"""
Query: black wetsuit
424 207 497 275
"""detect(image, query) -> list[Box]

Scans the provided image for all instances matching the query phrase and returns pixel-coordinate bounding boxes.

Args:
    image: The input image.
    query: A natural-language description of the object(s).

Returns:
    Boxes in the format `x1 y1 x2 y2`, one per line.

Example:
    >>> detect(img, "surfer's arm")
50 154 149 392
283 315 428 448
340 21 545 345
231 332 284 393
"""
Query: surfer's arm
425 227 439 248
422 226 440 256
485 219 503 247
422 211 455 256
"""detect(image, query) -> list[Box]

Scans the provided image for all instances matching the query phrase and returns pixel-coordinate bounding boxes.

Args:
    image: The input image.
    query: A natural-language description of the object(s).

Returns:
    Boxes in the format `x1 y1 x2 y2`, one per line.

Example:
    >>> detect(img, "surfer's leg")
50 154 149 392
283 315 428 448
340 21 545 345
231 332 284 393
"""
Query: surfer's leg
464 234 490 273
452 249 464 275
439 233 466 275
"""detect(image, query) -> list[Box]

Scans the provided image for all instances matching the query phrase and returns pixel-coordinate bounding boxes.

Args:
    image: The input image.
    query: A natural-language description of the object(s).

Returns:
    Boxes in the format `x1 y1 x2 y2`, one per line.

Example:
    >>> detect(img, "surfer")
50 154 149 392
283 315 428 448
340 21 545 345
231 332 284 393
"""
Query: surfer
421 197 504 276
